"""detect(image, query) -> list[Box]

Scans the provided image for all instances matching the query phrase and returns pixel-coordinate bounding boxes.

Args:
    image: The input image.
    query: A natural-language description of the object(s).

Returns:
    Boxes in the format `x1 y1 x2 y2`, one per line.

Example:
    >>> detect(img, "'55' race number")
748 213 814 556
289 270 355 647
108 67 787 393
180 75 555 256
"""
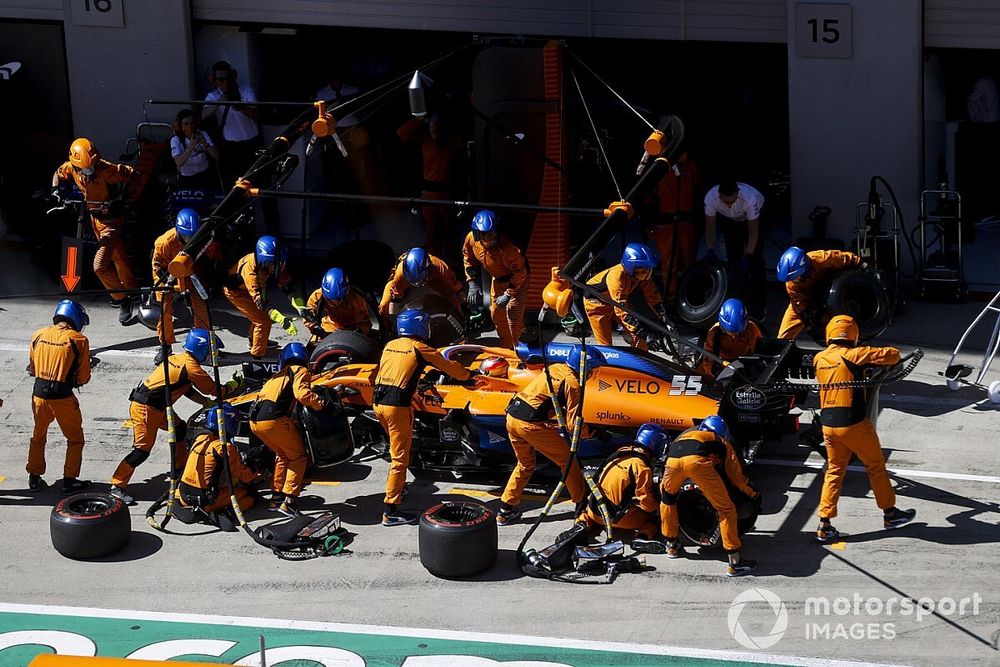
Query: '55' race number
670 376 702 396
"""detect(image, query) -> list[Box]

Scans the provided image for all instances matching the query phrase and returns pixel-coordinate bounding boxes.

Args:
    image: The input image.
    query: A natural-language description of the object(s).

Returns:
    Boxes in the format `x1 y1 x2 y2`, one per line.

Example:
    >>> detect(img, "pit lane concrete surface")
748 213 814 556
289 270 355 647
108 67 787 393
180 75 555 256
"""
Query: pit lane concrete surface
0 284 998 666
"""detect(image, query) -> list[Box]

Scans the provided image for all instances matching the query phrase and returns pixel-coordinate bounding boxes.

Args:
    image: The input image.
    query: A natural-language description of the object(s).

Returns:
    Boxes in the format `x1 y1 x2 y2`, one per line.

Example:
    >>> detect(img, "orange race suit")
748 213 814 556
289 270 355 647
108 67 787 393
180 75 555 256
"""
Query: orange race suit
222 252 295 357
152 228 210 345
660 428 758 553
814 341 900 519
697 321 763 379
462 231 529 348
372 337 472 506
27 322 91 479
646 153 701 297
112 352 234 489
585 263 664 349
378 251 463 319
578 445 659 538
249 364 326 499
779 250 862 340
55 159 137 301
502 363 588 507
177 432 258 513
304 287 372 346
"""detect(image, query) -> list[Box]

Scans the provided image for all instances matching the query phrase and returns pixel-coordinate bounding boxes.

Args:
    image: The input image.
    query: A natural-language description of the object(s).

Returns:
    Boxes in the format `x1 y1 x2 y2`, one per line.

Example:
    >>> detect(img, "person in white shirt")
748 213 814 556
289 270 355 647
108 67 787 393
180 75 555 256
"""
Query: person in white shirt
703 178 766 319
967 74 1000 124
171 109 220 190
201 61 261 187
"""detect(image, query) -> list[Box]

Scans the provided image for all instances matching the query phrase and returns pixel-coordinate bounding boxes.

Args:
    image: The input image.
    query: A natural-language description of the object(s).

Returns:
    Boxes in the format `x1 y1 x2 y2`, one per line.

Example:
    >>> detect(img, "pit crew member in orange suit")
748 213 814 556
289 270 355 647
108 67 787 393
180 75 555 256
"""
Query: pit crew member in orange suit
110 328 239 505
577 422 668 553
378 247 463 321
462 210 529 348
26 300 92 494
152 208 211 359
776 246 863 340
249 342 326 518
697 299 762 379
222 235 301 359
645 151 701 298
498 346 605 526
177 402 259 531
304 267 372 349
373 308 476 526
813 315 916 543
659 415 760 577
52 138 139 325
585 243 668 349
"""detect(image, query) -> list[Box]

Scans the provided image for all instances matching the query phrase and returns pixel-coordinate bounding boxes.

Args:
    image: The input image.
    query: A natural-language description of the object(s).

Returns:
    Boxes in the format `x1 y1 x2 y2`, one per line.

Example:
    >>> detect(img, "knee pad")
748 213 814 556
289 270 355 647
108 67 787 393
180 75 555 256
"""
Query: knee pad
124 447 151 468
660 491 678 506
173 419 188 444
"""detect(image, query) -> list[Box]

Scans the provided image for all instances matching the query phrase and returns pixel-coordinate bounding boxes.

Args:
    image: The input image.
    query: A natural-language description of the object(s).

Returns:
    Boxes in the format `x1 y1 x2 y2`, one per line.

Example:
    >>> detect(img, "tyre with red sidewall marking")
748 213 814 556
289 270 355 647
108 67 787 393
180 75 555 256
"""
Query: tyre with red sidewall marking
419 501 497 577
50 492 131 559
310 329 381 373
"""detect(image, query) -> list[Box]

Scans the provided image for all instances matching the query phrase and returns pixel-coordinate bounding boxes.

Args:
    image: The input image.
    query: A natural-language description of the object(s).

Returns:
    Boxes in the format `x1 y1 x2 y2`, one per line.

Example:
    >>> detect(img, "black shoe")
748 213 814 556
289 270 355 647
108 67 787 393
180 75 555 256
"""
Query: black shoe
665 540 685 559
109 485 136 505
727 558 758 577
277 499 301 518
213 510 238 532
153 346 172 366
631 539 667 555
62 478 92 495
816 521 839 543
382 510 417 526
118 297 138 326
884 507 916 530
28 474 47 492
496 505 522 526
266 492 285 510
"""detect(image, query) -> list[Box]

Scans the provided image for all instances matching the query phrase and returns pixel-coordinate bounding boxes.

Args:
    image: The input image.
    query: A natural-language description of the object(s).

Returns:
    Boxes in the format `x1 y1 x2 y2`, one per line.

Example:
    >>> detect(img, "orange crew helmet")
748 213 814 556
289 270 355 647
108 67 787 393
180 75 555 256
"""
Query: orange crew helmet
69 138 100 170
826 315 859 345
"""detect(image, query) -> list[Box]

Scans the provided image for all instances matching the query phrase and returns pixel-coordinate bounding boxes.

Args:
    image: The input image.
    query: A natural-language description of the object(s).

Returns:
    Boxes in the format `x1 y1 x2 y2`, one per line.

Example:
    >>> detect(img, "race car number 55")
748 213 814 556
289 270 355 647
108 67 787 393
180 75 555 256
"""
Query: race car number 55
670 376 702 396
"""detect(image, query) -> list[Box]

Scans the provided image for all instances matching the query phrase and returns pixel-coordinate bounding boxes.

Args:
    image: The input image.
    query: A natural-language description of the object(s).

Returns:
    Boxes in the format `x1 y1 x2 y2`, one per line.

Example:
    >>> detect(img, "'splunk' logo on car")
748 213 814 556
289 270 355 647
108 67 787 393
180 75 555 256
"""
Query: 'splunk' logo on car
732 385 766 410
596 410 630 421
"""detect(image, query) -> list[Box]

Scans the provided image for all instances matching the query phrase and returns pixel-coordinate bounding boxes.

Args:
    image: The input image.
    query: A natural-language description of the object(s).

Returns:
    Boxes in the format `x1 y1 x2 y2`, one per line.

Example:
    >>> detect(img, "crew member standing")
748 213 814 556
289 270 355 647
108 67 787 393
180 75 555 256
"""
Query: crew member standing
378 247 463 321
52 138 138 325
659 415 760 577
26 300 92 494
222 235 302 359
576 422 668 553
646 152 701 297
304 267 372 348
776 246 863 340
202 61 261 187
372 309 475 526
249 342 326 518
110 328 238 505
499 346 605 526
813 315 916 542
703 178 766 320
462 210 529 348
585 243 668 349
697 299 762 379
152 208 211 362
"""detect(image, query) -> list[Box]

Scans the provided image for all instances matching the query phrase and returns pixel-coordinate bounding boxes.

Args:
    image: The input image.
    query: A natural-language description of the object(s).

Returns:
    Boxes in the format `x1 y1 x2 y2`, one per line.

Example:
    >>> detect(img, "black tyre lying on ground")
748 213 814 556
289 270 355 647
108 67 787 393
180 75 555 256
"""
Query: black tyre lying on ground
419 501 497 577
676 260 730 329
50 492 131 559
310 329 382 373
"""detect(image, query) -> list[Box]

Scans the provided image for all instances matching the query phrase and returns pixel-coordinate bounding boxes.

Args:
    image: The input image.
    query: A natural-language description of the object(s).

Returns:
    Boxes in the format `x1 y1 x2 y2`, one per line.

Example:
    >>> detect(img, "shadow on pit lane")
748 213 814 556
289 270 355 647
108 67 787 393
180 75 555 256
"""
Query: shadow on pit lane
85 530 164 562
880 379 991 417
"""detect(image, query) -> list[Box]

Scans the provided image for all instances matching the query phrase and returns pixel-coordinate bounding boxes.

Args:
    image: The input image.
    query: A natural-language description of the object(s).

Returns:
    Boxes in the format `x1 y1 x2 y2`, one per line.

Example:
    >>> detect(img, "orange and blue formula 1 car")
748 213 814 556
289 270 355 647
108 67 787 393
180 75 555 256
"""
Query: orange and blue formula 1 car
196 332 805 478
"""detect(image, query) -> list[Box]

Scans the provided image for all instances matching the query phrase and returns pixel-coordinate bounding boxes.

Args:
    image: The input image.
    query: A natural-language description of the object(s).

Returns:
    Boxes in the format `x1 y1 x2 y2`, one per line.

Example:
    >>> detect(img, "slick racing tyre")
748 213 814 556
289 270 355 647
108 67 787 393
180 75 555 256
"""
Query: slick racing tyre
310 330 381 373
399 288 466 347
827 269 890 341
676 261 729 329
419 501 497 577
676 482 758 549
50 492 131 559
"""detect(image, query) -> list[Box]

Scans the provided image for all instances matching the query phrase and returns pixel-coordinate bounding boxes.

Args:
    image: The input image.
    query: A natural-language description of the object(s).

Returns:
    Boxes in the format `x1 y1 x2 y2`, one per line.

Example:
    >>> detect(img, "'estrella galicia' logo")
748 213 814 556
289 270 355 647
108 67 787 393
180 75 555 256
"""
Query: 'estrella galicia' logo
732 385 766 411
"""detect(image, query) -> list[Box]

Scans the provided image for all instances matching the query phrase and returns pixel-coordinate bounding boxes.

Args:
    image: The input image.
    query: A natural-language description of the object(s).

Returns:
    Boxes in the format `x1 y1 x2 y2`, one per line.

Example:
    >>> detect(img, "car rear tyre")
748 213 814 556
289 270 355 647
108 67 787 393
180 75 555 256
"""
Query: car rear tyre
310 330 381 373
419 501 497 577
50 492 131 559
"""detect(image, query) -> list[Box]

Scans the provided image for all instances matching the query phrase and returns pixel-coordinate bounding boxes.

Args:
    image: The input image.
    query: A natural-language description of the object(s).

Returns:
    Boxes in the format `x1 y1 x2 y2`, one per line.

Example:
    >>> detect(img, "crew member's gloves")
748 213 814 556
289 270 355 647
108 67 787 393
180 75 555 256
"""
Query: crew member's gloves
467 280 482 307
290 296 309 318
702 248 717 262
494 292 512 309
268 308 299 336
738 254 753 275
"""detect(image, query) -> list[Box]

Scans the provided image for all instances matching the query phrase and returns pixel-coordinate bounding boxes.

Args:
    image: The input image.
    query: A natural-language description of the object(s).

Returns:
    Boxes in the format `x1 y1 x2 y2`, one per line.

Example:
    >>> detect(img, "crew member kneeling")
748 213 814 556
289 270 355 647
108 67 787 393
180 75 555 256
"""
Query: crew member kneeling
660 415 760 577
585 243 668 349
304 267 372 349
249 342 326 518
776 246 862 340
697 298 762 379
577 422 669 553
813 315 915 542
373 309 475 526
499 346 605 526
177 402 258 531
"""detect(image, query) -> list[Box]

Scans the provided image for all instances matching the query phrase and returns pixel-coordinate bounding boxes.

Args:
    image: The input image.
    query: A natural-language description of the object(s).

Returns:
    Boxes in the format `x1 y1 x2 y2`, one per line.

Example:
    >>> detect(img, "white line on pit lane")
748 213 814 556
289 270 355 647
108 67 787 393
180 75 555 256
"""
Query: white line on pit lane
0 603 906 667
0 342 156 358
756 458 1000 484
